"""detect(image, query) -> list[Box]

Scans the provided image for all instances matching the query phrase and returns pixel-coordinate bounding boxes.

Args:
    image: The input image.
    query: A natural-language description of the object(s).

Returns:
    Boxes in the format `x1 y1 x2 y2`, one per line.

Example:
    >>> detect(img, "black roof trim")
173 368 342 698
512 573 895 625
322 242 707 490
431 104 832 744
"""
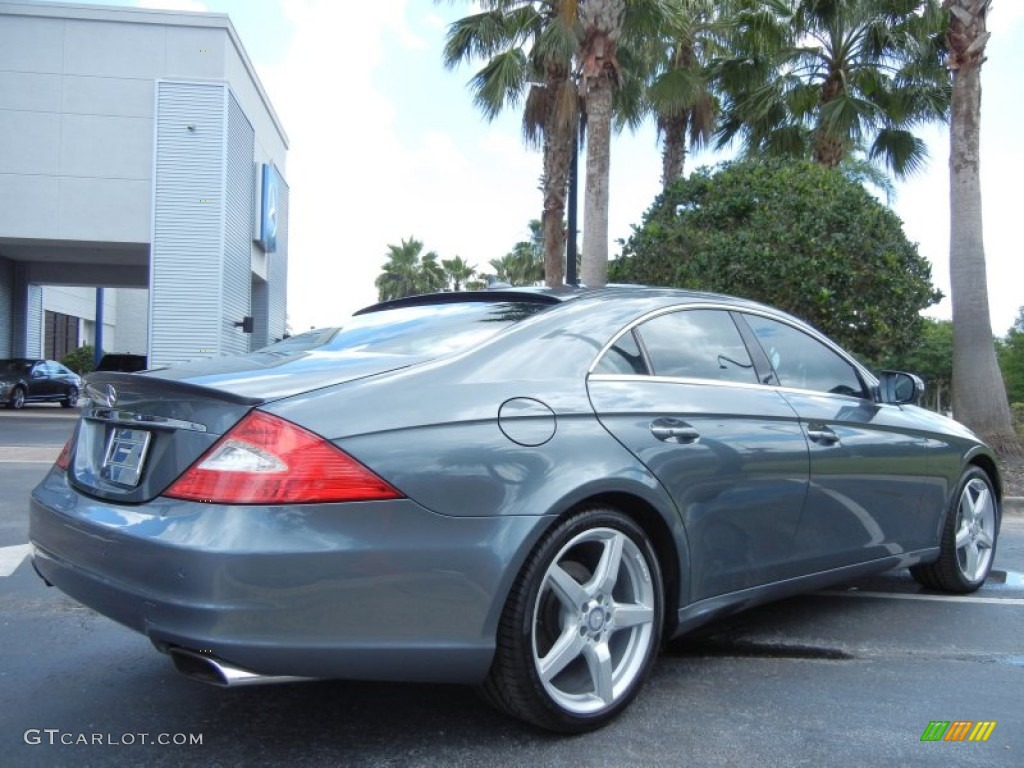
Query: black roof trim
355 288 577 315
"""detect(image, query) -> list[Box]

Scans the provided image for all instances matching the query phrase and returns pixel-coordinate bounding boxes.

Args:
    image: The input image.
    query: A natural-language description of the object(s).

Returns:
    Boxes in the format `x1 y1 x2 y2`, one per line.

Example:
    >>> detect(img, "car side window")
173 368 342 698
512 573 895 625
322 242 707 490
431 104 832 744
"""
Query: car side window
594 329 648 375
634 309 757 384
743 314 867 398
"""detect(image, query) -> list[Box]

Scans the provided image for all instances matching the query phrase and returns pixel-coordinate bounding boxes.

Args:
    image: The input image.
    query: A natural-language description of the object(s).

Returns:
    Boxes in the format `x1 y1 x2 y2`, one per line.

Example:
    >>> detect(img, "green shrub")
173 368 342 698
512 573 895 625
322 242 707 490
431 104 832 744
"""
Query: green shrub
61 345 99 375
611 158 942 359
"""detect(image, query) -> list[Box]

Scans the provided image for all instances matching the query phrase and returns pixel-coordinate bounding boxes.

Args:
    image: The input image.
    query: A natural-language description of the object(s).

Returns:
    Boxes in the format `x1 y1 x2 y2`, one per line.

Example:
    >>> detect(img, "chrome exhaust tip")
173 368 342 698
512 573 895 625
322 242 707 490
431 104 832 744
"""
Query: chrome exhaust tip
169 647 312 687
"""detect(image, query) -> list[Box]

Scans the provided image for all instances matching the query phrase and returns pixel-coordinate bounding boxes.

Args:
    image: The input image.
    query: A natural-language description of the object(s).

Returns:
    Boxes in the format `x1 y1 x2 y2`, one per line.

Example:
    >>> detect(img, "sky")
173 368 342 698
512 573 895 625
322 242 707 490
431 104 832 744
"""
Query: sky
51 0 1024 335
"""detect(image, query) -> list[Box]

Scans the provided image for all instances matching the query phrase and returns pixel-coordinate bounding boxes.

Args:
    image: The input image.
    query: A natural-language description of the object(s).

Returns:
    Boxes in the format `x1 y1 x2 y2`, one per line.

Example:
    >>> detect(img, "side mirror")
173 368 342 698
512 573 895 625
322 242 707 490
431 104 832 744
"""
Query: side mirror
878 371 925 405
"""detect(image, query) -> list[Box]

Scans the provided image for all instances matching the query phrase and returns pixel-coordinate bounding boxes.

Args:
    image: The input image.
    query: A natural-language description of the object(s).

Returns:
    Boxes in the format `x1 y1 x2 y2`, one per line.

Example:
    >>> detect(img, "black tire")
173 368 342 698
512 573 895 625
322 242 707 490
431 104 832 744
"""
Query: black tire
61 386 79 409
910 466 999 594
480 507 664 733
7 386 26 410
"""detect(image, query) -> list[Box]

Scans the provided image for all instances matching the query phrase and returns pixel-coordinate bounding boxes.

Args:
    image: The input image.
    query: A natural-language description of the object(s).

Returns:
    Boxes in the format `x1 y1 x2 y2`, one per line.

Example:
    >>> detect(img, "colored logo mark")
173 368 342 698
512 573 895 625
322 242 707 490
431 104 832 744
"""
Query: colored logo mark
920 721 996 742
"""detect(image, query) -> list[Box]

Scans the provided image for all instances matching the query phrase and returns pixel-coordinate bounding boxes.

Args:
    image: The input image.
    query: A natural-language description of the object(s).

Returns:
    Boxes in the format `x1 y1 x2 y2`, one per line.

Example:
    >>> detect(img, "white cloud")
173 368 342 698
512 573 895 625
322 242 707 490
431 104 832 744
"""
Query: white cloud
423 12 447 31
260 0 541 330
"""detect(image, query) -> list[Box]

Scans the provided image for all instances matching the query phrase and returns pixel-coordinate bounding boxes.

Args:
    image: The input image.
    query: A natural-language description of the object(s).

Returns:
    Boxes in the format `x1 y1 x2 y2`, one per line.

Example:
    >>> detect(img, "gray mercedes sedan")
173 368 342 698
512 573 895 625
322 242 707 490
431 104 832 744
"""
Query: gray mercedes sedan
29 288 1001 733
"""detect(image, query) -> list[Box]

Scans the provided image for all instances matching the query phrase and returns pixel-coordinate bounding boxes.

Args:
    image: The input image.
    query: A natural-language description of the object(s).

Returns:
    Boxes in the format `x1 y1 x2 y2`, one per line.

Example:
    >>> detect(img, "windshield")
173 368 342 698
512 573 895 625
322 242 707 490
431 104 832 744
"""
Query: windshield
258 301 548 359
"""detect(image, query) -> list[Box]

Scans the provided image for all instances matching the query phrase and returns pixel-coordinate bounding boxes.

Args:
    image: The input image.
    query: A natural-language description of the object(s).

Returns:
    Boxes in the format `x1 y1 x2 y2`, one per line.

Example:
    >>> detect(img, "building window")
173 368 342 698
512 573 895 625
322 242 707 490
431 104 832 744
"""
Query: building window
45 311 80 361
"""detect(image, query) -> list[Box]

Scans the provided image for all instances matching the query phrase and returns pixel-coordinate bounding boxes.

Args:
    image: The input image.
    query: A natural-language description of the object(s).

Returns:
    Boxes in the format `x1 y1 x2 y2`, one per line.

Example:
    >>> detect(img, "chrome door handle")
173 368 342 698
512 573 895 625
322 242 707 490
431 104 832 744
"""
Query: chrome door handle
650 419 700 444
807 425 840 445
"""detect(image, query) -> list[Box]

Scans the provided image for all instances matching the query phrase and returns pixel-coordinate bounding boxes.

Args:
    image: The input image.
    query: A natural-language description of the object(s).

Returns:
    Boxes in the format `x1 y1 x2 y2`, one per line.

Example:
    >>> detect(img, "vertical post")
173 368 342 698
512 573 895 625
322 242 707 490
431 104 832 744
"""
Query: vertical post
94 287 104 367
566 118 579 287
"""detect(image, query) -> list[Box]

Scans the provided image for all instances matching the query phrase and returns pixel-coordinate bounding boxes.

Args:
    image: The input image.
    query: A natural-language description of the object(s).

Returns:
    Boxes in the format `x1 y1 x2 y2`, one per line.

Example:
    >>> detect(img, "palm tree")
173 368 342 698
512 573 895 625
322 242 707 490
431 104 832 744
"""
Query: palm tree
644 0 728 189
946 0 1020 454
419 251 448 294
489 222 545 285
374 237 444 301
443 1 578 288
716 0 949 178
442 256 477 291
577 0 676 288
488 250 544 286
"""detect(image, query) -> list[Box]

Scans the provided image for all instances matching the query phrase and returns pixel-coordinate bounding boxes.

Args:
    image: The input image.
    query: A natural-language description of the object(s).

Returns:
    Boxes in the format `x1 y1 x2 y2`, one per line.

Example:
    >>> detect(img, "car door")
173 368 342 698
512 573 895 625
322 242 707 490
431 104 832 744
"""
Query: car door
738 312 934 573
587 307 810 602
28 361 54 399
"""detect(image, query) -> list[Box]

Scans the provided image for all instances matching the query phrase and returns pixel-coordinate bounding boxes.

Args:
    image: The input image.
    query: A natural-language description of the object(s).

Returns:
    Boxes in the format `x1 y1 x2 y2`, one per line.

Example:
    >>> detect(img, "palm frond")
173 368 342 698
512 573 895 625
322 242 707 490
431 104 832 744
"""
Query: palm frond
470 48 529 120
870 127 929 178
443 11 514 68
522 85 548 148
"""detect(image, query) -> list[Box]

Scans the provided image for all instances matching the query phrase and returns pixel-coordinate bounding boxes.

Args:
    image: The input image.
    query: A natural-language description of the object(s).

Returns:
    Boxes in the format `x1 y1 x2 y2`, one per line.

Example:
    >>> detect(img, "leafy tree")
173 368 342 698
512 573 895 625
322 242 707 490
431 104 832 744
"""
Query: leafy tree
998 309 1024 406
716 0 949 178
610 158 941 358
375 237 445 301
945 0 1020 454
871 318 953 412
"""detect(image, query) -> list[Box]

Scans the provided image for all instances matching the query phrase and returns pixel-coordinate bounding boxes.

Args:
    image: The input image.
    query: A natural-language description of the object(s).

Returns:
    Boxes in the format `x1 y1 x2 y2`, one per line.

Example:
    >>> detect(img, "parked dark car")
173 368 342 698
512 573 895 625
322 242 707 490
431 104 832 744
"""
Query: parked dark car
29 288 1001 732
1 358 82 409
95 353 148 373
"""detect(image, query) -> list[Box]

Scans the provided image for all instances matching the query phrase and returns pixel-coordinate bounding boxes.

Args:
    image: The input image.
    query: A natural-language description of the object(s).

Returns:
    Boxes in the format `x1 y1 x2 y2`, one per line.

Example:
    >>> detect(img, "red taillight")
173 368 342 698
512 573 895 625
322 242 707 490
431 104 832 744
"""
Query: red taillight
55 438 72 471
164 410 403 505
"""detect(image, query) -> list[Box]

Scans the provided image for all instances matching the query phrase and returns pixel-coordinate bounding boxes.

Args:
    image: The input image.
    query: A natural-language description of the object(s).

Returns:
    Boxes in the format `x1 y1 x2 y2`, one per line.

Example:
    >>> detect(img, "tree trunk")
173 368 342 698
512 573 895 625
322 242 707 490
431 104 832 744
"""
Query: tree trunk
812 130 844 169
542 75 573 288
581 79 613 288
660 113 688 190
578 0 625 289
947 0 1021 454
813 71 845 168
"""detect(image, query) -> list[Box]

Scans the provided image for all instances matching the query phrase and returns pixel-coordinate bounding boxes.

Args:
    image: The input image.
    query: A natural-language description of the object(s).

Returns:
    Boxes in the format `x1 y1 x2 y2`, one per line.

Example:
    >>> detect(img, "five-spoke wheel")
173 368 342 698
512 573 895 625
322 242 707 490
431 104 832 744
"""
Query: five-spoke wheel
911 466 999 593
482 508 663 732
7 386 26 410
62 386 79 409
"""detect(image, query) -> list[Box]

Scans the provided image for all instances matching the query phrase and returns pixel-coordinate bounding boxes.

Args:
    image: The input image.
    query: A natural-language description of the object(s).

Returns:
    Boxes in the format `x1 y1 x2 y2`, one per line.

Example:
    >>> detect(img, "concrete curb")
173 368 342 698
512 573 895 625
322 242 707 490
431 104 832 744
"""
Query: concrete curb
1005 497 1023 516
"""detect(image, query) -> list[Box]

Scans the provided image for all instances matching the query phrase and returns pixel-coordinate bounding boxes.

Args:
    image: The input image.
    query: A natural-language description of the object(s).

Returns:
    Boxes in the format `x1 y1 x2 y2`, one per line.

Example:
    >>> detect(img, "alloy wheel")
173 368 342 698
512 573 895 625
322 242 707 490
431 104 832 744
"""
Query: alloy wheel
531 527 657 715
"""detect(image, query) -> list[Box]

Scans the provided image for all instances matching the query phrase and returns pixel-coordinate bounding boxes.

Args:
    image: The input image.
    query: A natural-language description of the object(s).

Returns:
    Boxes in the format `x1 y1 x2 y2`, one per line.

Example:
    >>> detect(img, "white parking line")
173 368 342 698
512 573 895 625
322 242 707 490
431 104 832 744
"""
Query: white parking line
0 446 60 463
815 589 1024 606
0 543 33 577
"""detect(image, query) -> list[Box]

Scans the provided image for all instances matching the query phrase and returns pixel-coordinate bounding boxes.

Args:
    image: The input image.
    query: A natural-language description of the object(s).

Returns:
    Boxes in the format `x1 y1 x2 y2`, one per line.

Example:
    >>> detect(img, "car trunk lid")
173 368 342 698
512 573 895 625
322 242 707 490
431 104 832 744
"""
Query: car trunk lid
70 352 418 503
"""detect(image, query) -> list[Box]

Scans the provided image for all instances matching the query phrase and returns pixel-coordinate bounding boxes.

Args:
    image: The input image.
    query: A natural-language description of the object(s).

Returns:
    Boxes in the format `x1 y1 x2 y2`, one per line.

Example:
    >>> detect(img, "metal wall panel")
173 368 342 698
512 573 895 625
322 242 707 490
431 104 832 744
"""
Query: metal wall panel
222 90 255 356
149 81 226 366
0 256 12 357
25 281 43 357
9 263 43 357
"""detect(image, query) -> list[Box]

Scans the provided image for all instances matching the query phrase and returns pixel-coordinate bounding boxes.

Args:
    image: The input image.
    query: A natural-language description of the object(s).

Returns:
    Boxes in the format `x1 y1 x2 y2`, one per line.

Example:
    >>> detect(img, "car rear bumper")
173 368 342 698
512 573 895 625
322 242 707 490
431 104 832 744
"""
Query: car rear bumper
29 466 548 684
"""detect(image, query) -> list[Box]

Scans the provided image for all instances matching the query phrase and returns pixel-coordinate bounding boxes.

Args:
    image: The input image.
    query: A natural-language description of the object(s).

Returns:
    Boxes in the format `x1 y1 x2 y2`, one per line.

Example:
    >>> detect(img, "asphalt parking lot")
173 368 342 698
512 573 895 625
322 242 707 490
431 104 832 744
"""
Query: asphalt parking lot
0 406 1021 767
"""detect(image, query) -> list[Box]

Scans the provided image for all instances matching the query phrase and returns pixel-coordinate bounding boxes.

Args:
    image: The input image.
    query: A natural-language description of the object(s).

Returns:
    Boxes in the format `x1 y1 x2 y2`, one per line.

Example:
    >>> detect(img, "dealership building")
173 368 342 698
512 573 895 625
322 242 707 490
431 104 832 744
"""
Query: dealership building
0 1 289 366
